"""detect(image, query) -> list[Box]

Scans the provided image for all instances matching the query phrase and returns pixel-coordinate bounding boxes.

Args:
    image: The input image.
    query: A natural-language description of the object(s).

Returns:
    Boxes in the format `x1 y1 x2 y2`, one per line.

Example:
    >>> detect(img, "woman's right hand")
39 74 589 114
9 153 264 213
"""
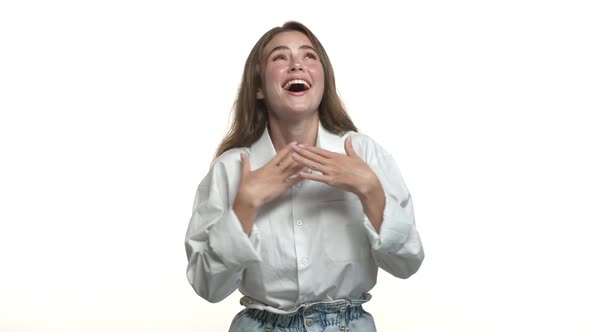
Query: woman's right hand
232 142 305 234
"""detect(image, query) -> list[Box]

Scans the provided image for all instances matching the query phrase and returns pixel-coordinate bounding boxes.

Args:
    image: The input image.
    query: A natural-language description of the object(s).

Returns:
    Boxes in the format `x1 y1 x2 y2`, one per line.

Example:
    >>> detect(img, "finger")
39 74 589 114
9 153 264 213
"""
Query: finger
344 136 359 158
284 158 307 173
293 144 329 165
297 170 328 184
273 142 298 167
283 173 305 188
277 153 306 173
296 144 336 159
292 152 328 173
240 152 251 174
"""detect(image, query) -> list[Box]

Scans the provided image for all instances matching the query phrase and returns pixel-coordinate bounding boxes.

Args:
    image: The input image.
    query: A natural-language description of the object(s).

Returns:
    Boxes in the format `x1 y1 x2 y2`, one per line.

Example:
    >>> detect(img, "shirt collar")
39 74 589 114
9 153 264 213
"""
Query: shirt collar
249 121 345 171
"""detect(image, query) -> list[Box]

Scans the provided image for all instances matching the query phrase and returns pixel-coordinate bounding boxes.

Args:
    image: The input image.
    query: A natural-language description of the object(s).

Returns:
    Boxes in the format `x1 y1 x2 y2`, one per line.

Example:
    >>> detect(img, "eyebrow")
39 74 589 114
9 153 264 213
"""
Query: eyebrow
265 45 318 60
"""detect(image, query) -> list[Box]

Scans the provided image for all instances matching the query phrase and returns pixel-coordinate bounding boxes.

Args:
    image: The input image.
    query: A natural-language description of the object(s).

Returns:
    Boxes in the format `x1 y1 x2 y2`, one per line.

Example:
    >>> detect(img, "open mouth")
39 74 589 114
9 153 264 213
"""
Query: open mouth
283 79 311 92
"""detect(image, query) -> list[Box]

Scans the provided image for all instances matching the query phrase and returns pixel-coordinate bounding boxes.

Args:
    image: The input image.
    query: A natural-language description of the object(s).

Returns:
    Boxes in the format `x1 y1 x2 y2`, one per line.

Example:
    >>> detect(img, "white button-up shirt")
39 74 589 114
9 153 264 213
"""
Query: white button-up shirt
185 123 424 313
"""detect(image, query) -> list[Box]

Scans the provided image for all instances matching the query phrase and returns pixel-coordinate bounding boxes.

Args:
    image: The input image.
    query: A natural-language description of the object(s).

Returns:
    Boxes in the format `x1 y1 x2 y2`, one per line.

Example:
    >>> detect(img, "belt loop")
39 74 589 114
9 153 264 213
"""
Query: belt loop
264 320 272 332
338 305 347 331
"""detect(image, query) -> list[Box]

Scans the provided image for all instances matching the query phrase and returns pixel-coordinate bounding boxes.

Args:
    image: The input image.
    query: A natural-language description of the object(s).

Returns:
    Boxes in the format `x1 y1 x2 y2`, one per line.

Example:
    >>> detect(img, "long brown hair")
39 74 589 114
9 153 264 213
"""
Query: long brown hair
214 21 357 158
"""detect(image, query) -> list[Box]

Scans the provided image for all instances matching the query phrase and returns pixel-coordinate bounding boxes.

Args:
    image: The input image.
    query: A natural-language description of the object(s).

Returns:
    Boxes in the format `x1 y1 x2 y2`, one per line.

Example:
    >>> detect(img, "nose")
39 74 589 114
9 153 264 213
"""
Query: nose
289 61 303 72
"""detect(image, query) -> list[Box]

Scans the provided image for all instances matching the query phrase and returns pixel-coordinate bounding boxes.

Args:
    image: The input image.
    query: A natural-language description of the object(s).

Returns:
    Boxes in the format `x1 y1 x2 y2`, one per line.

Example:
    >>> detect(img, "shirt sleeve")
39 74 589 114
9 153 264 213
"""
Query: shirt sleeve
359 138 425 279
184 158 262 303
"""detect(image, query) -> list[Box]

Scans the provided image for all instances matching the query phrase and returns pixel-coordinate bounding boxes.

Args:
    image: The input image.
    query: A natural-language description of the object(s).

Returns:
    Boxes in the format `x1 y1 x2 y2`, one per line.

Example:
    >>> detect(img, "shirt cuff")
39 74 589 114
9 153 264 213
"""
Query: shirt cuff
363 194 412 254
208 209 262 270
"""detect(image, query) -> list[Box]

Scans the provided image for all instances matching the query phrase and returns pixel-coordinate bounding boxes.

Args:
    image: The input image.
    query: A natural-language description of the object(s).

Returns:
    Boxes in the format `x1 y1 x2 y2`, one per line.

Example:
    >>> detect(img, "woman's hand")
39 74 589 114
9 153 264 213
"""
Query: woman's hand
292 137 379 199
233 142 305 234
292 137 386 232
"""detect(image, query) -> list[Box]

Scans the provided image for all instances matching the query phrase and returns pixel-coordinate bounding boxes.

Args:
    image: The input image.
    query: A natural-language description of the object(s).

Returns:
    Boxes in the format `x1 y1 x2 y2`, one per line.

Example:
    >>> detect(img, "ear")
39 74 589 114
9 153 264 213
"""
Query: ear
256 88 264 100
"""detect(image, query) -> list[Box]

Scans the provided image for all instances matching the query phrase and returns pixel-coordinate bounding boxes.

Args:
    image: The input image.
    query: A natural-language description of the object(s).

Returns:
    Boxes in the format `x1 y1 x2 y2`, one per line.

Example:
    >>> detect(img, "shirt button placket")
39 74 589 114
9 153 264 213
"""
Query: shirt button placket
291 186 311 303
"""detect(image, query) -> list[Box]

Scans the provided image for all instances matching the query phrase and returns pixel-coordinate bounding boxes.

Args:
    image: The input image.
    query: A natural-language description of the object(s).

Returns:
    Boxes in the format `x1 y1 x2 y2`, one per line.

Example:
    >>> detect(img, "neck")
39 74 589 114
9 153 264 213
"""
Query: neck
268 112 319 152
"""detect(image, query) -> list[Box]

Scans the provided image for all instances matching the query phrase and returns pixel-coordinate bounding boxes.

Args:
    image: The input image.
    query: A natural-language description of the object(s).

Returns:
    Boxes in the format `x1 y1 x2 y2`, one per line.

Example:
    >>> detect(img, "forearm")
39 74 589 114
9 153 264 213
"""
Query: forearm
358 174 385 233
232 194 259 236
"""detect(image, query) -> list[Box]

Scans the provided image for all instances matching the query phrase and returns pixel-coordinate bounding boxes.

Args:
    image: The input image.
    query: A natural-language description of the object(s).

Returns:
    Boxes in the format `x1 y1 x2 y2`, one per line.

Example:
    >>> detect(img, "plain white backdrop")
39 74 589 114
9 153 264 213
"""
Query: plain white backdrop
1 0 589 331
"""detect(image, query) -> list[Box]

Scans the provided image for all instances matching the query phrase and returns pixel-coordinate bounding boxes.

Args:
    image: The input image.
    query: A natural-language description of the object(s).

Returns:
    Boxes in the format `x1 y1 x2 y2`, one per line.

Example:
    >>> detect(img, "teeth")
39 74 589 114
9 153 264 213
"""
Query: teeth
283 79 311 90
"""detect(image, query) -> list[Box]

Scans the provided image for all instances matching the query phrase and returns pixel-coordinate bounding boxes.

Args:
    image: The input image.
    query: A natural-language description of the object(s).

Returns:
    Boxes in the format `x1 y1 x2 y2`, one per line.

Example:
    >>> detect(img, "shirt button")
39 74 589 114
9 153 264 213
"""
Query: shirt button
301 258 308 265
296 220 303 226
305 318 313 327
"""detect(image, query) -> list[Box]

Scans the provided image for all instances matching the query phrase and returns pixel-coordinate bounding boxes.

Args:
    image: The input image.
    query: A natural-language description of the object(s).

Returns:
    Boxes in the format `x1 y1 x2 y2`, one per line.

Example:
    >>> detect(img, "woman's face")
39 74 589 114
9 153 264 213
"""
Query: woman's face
257 31 325 121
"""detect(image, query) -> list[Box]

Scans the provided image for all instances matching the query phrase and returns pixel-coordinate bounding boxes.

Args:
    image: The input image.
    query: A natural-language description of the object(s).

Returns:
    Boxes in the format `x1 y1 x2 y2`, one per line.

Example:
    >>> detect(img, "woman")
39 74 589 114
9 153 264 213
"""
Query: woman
185 21 424 331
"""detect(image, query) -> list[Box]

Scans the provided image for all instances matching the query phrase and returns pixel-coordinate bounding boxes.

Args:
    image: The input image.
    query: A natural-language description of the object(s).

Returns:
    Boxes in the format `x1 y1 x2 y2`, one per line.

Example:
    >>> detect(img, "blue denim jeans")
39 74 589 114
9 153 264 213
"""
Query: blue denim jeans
228 298 377 332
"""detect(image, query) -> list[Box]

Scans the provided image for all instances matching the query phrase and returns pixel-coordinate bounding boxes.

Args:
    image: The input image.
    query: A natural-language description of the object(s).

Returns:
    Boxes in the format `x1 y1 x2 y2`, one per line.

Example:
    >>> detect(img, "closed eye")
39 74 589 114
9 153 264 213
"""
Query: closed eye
272 54 287 61
305 52 317 60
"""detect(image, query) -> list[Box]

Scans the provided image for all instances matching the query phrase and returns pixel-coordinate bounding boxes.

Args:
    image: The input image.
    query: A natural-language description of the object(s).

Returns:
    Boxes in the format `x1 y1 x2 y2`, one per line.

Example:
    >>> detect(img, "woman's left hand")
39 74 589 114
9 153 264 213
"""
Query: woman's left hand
293 136 386 232
292 136 380 199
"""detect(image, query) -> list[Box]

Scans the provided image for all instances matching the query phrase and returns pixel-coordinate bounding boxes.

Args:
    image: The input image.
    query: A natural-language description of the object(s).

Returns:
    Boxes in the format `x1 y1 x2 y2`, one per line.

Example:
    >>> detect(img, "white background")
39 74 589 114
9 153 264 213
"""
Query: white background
1 0 589 331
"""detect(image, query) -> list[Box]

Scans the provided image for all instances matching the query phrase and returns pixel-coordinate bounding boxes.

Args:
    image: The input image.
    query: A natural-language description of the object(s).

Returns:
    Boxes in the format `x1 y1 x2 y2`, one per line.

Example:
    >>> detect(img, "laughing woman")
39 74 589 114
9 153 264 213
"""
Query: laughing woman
185 21 424 332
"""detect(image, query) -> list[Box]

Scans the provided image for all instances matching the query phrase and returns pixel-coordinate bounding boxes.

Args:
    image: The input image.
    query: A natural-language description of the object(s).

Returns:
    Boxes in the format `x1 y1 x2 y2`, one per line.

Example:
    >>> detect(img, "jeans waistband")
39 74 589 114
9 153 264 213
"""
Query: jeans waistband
239 293 372 315
241 298 371 330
